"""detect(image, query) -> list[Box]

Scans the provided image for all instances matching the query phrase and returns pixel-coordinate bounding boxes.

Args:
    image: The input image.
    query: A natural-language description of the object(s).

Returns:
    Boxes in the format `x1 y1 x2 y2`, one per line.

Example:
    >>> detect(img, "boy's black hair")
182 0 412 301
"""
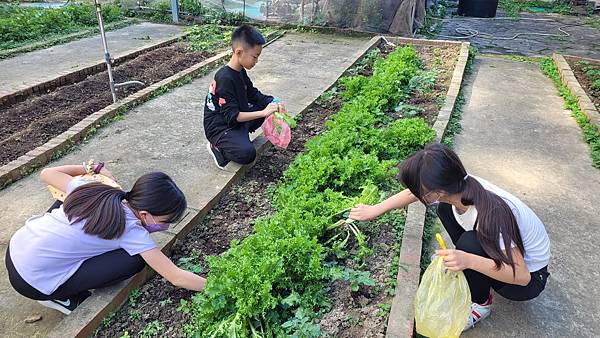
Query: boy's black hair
231 25 266 49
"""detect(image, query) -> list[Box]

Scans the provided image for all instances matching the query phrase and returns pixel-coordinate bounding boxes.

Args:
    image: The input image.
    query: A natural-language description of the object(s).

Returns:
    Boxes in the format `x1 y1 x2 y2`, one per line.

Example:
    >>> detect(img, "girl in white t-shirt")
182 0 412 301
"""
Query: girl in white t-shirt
350 143 550 331
6 163 206 315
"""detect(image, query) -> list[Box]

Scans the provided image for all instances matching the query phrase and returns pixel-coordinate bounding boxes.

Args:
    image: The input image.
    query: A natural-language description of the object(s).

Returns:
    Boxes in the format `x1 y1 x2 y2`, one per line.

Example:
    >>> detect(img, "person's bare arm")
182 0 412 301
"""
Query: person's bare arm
349 188 419 221
140 249 206 291
235 103 279 122
40 164 116 192
436 247 531 286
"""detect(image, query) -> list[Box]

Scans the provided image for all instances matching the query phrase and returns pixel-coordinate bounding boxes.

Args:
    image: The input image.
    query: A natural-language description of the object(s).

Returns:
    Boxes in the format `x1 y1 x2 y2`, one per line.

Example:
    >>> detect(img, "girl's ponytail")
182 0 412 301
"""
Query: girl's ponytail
400 143 525 275
64 182 128 239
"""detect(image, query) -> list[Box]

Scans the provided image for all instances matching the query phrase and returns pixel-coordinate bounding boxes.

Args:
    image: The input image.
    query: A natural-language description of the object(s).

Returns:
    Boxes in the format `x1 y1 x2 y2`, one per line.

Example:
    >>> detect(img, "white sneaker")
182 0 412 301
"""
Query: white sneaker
464 293 492 331
37 291 91 315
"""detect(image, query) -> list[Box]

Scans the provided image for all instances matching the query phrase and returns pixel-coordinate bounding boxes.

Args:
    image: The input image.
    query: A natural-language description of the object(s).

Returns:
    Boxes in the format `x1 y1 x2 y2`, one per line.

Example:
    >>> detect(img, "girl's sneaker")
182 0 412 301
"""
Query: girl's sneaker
464 293 493 331
37 291 91 315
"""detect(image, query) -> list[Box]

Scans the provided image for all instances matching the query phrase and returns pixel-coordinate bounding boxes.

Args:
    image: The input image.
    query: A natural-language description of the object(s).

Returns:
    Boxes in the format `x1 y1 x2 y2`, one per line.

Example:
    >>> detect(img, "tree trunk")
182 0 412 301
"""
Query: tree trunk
301 0 305 22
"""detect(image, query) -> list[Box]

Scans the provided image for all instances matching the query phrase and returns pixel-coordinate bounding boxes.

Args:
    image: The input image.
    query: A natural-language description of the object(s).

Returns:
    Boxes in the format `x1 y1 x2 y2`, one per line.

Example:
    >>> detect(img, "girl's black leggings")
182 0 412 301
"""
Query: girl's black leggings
5 201 145 301
436 202 549 304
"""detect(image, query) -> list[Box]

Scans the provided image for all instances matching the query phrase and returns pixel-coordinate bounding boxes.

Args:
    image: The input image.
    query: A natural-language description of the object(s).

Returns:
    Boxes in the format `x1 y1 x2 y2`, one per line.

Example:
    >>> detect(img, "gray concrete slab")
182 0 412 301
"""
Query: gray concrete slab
455 56 600 336
436 12 600 59
0 22 184 94
0 32 369 338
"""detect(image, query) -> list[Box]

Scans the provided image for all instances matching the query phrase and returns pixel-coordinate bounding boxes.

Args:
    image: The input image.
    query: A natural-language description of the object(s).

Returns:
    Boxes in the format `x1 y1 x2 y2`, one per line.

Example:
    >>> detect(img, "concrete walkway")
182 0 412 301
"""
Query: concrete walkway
456 56 600 336
0 22 184 94
0 32 369 338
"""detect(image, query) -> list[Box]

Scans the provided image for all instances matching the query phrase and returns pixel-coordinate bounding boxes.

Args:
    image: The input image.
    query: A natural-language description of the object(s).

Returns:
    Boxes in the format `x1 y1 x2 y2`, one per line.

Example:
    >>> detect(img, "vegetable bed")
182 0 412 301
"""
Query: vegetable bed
93 41 459 338
0 24 276 167
567 57 600 110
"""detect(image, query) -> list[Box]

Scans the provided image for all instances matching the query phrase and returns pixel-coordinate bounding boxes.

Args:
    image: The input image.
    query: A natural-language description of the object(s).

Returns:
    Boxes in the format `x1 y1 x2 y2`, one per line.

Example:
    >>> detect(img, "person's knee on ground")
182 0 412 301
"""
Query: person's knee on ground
230 143 257 165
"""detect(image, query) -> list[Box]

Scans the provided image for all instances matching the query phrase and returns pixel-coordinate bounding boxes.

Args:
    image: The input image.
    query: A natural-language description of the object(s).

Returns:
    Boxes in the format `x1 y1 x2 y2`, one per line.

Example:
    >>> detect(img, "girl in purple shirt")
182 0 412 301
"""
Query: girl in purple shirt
5 164 206 315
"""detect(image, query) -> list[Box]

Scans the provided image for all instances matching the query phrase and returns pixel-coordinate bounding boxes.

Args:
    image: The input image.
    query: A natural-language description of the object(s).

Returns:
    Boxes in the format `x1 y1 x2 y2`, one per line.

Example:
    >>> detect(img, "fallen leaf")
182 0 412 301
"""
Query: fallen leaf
24 314 42 323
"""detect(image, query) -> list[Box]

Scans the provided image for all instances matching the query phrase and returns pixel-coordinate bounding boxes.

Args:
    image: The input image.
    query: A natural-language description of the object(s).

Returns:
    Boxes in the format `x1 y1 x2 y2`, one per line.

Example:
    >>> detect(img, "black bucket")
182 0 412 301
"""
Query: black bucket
457 0 499 18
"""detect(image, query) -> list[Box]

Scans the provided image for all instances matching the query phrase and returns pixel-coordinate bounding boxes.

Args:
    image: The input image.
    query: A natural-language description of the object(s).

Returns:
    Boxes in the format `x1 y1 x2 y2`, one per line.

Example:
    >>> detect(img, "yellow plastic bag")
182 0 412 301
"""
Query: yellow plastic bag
414 234 471 338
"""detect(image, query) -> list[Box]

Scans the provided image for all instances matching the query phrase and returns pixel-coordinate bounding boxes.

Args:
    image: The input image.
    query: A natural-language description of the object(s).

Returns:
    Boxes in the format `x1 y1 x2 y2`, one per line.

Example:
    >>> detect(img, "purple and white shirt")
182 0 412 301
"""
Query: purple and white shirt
9 177 156 295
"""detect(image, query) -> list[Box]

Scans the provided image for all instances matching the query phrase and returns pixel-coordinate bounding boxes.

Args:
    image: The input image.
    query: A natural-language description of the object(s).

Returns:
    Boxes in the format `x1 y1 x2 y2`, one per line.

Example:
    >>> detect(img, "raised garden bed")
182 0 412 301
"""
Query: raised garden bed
0 25 239 167
91 40 461 338
566 56 600 110
0 25 282 191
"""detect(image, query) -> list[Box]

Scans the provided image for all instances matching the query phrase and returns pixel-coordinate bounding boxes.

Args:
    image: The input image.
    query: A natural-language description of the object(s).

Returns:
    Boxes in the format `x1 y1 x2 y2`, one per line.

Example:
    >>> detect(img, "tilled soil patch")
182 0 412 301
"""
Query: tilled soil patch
567 57 600 110
0 42 211 166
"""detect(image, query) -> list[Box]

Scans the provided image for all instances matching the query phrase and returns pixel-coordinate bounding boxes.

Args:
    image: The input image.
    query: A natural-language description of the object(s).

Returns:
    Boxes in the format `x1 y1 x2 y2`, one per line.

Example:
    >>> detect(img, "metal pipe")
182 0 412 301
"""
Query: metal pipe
170 0 179 23
94 0 117 103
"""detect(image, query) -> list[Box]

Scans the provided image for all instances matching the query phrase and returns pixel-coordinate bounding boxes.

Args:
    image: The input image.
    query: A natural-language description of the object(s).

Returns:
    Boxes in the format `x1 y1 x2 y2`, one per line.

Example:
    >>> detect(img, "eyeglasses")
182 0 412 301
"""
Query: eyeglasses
422 190 442 206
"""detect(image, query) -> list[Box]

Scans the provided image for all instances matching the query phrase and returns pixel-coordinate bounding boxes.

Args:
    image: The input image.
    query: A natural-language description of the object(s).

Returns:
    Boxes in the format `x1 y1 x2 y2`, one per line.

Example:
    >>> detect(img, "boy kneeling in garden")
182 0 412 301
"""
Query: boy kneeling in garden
204 24 283 169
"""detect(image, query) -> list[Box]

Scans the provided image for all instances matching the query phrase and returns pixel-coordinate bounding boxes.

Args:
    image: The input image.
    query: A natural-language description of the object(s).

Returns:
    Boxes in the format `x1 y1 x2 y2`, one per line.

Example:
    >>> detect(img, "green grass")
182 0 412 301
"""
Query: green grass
136 0 244 25
441 46 477 147
417 0 448 37
0 2 124 50
540 57 600 169
499 0 573 17
586 16 600 30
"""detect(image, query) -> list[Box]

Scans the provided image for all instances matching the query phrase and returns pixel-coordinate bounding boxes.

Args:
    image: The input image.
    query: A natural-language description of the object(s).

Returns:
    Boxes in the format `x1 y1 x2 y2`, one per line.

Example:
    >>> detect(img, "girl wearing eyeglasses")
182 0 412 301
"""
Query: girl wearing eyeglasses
350 143 550 331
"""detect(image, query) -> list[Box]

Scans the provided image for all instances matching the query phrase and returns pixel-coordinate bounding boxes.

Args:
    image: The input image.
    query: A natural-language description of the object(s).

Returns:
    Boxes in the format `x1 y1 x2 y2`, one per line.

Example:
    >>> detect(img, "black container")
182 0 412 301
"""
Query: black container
457 0 499 18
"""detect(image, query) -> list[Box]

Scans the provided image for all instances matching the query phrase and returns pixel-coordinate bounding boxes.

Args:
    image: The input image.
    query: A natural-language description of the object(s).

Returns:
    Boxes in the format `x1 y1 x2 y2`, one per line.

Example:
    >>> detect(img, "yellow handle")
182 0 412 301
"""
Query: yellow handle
436 233 447 250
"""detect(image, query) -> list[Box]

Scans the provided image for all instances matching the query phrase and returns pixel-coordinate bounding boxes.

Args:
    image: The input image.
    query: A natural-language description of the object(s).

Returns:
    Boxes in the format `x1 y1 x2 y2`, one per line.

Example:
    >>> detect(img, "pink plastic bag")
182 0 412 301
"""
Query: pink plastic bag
262 114 291 149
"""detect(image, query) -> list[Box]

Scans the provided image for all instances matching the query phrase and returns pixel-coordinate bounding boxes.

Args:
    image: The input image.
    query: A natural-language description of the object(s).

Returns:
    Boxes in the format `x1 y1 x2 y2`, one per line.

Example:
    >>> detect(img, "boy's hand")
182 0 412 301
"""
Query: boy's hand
262 103 279 117
277 102 286 114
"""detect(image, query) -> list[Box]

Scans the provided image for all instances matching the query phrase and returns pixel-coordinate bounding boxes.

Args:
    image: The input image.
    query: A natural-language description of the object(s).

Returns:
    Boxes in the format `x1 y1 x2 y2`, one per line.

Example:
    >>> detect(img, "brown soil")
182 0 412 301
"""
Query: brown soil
0 42 211 166
567 57 600 110
91 44 459 338
411 44 460 125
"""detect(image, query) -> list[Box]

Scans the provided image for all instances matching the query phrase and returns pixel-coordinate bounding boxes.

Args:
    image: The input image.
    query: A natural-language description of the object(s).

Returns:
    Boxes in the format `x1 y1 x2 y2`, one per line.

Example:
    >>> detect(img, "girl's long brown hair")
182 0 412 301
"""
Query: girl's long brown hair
400 143 525 275
63 172 187 240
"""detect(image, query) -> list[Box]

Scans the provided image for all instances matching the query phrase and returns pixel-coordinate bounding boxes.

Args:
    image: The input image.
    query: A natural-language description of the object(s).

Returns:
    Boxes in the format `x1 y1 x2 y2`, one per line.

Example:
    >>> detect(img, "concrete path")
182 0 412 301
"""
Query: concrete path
0 32 369 338
0 22 184 94
436 12 600 58
456 56 600 336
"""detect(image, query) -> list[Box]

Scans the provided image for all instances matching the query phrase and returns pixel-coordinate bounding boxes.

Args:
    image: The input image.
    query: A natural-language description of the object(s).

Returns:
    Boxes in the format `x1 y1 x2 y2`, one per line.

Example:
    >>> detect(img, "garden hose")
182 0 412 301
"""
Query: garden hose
426 16 584 41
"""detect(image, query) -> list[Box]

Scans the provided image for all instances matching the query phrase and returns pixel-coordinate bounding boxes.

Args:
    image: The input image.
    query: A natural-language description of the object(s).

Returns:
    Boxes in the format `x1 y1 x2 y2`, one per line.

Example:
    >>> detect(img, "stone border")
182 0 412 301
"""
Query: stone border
0 28 190 108
0 30 283 191
385 40 471 338
553 54 600 131
46 33 383 338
